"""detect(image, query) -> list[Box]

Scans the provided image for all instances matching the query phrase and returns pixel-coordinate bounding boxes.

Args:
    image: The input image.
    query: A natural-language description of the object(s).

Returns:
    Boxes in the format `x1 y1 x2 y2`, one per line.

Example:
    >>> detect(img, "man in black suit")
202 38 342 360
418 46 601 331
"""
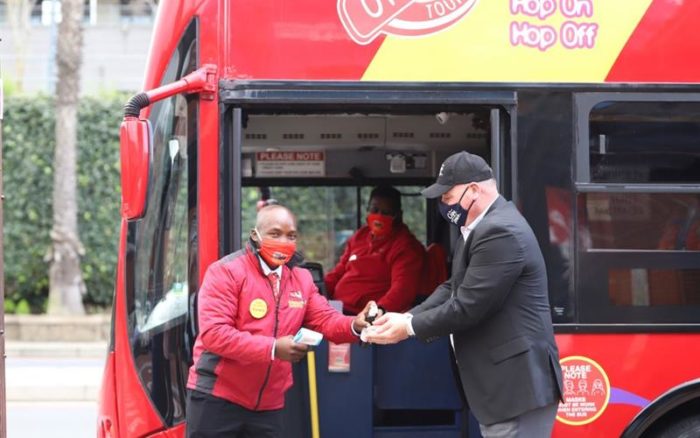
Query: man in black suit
367 151 563 437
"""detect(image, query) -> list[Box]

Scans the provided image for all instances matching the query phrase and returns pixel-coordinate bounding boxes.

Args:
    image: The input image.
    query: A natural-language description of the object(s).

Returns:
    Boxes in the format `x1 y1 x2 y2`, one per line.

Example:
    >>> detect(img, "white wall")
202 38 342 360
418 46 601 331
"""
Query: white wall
0 0 154 94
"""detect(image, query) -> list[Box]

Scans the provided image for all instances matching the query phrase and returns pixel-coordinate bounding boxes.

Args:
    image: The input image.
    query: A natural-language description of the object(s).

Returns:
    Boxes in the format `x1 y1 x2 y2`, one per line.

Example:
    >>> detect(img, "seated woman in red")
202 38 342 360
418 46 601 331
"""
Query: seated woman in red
325 186 426 315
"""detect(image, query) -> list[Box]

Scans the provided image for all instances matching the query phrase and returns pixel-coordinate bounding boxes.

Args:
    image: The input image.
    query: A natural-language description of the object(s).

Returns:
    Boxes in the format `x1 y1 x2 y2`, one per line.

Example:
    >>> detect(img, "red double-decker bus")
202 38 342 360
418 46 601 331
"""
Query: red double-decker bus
98 1 700 437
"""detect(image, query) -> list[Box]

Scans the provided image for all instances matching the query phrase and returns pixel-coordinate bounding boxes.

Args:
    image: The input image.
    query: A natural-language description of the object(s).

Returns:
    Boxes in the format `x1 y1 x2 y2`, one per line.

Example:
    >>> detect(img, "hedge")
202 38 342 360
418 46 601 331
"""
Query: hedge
3 93 127 312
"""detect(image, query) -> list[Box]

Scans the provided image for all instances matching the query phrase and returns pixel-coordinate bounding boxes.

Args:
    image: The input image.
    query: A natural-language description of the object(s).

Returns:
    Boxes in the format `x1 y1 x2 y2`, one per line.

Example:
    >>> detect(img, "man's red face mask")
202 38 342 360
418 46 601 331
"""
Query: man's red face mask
254 228 296 267
366 213 394 238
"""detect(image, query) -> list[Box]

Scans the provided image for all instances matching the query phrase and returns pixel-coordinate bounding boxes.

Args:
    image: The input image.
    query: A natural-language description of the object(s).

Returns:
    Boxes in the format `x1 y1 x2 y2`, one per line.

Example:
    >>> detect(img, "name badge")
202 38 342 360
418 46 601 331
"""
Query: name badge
249 298 268 319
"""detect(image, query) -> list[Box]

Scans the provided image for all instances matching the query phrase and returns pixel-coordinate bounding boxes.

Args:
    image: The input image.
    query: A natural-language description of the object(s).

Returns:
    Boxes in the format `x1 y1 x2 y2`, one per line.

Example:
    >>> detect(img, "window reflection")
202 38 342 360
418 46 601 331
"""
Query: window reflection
240 186 427 270
579 193 700 251
578 192 700 310
609 268 700 307
590 101 700 184
137 100 190 334
125 21 197 426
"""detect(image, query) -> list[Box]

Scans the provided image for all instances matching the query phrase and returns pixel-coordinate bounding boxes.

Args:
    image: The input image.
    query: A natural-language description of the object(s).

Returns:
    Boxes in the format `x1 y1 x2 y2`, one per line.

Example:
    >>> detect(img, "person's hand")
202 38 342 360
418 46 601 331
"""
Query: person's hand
353 300 379 333
364 312 411 345
275 335 309 362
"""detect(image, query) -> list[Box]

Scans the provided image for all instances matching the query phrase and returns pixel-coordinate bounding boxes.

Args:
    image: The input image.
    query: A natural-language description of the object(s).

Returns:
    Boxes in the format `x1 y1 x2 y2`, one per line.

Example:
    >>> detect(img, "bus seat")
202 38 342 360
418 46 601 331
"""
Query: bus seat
299 261 328 297
417 243 448 297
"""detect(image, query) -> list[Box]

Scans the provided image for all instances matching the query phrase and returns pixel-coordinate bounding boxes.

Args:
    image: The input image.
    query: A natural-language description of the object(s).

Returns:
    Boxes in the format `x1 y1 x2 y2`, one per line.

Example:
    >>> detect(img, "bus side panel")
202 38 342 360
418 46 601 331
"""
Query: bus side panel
516 90 575 324
198 0 221 271
227 0 384 80
97 352 119 438
607 0 700 82
553 333 700 437
142 1 200 99
113 220 164 437
223 0 700 84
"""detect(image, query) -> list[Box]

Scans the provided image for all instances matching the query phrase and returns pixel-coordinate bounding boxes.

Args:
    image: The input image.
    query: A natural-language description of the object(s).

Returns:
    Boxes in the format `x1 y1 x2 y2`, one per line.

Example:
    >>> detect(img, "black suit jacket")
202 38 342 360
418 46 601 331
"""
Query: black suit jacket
411 196 563 425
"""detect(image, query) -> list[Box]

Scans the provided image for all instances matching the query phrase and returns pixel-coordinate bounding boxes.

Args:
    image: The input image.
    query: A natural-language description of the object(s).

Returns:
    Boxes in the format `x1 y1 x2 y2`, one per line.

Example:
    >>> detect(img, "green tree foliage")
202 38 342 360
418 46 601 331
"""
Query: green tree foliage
2 92 431 312
3 93 126 312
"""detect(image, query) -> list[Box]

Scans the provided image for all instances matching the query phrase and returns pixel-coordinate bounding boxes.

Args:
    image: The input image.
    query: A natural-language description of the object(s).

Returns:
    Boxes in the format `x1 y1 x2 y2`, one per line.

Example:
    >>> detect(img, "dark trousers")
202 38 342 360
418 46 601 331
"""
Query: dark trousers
186 390 283 438
479 403 559 438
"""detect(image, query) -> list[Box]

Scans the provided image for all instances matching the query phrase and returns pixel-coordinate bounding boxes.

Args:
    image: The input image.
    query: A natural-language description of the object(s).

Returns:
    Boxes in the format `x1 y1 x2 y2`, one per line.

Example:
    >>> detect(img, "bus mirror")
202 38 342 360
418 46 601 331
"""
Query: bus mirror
120 117 152 219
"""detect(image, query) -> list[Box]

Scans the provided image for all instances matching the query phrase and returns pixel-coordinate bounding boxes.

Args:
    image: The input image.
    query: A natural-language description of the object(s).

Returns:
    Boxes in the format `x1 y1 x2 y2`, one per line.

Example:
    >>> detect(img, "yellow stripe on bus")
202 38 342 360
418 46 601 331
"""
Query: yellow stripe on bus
362 0 652 83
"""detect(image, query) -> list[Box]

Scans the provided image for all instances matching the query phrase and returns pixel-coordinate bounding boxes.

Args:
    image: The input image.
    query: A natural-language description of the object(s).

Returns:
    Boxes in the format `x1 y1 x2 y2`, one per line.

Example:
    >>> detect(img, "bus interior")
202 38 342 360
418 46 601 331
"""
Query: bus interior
238 108 495 271
229 106 504 437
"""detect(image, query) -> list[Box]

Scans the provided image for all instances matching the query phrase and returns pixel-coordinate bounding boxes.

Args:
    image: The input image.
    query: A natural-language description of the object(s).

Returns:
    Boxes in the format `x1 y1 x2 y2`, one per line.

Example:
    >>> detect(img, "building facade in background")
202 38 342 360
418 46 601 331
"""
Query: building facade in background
0 0 155 94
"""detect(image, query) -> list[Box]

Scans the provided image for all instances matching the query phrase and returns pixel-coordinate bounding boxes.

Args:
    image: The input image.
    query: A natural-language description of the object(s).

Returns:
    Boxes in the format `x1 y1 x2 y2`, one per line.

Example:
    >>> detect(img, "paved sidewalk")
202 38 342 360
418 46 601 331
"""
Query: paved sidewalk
6 341 108 358
5 341 107 402
8 401 97 437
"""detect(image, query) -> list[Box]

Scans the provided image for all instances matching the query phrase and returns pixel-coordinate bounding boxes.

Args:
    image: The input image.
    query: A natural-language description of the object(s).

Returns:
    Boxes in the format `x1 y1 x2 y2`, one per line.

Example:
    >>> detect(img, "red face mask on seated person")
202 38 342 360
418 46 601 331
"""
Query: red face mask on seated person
367 213 394 238
255 228 297 267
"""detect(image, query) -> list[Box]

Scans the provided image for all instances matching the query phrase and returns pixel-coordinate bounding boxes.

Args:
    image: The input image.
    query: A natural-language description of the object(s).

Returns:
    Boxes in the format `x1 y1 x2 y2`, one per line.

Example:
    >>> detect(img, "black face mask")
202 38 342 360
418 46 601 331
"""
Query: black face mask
438 186 476 227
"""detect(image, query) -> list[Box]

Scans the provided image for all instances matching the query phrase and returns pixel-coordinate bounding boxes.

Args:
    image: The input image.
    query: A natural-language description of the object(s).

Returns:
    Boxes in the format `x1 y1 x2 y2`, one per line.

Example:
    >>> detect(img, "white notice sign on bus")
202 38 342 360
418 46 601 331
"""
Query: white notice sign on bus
256 151 325 177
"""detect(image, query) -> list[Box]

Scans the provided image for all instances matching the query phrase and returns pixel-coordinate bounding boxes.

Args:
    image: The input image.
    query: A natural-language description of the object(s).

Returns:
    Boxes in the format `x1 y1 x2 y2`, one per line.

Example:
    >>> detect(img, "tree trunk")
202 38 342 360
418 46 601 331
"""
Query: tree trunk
47 0 85 315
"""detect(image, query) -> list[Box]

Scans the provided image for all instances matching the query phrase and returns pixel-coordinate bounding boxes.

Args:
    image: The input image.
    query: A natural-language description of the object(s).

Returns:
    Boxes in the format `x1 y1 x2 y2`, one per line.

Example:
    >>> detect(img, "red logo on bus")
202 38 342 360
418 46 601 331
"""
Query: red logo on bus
338 0 479 45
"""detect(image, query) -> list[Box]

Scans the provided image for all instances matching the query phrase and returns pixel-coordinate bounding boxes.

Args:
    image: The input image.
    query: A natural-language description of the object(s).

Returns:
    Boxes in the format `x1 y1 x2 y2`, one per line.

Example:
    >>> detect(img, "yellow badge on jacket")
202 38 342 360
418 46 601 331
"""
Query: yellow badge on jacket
250 298 268 319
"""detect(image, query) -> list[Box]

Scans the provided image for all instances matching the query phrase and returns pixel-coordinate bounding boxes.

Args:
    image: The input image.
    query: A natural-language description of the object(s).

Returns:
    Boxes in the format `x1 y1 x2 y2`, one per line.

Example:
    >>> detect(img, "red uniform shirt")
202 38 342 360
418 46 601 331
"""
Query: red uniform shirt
324 223 426 314
187 245 357 411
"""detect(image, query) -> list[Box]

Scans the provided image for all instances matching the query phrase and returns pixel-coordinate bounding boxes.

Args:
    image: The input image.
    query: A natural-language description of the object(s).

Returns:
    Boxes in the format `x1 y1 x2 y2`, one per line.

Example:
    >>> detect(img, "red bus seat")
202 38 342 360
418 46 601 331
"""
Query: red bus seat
418 243 448 297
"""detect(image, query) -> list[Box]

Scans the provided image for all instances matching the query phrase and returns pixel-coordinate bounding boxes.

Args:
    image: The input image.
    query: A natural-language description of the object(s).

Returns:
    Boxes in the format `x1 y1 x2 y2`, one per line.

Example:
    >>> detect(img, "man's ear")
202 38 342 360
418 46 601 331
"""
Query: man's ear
250 229 259 243
465 183 478 199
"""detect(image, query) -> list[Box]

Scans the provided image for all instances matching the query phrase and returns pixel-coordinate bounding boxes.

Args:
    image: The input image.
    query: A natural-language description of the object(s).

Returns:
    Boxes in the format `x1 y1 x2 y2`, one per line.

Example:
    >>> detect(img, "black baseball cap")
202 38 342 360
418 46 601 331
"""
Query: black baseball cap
421 151 493 198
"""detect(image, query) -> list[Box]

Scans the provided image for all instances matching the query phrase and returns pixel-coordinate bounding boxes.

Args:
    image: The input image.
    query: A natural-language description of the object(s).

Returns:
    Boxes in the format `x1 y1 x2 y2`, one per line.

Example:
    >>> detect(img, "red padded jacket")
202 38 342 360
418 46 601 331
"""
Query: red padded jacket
187 245 357 411
325 223 426 314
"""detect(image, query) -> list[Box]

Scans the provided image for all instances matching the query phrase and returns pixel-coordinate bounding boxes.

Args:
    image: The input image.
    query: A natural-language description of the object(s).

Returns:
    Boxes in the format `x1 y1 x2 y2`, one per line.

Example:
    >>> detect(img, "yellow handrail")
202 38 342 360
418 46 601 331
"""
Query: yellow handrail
307 351 321 438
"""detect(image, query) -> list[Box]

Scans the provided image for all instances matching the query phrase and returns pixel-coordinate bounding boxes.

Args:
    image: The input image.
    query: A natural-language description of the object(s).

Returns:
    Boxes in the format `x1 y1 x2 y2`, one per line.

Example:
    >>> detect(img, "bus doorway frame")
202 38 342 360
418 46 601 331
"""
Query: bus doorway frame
214 82 517 437
219 81 518 255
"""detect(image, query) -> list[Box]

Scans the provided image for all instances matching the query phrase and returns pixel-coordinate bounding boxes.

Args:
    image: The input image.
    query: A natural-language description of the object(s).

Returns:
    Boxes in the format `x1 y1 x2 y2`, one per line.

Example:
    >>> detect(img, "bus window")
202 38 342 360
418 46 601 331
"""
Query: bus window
577 98 700 323
359 186 427 245
228 108 497 313
125 20 198 426
232 109 494 259
578 191 700 309
241 186 427 273
607 268 700 307
241 186 359 271
580 192 700 251
589 101 700 183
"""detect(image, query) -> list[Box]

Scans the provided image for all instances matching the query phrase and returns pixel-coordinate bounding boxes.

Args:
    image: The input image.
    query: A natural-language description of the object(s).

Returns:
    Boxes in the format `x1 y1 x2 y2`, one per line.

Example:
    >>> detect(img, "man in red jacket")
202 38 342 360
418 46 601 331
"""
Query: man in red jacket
325 186 426 314
186 204 373 438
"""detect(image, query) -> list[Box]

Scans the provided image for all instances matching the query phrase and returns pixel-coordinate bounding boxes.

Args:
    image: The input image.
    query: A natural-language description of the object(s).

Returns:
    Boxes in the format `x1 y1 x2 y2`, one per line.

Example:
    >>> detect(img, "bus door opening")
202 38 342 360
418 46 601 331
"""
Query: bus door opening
221 100 512 438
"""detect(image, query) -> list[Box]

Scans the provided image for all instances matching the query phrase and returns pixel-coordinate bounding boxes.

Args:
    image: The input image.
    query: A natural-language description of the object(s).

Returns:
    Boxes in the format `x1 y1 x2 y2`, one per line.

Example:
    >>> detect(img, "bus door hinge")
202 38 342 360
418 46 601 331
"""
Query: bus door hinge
187 64 217 101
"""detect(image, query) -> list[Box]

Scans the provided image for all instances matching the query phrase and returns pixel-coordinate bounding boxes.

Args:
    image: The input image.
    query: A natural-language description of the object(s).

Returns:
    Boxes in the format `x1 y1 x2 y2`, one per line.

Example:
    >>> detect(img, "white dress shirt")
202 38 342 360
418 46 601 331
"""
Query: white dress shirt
259 257 282 360
259 256 282 288
460 197 497 242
